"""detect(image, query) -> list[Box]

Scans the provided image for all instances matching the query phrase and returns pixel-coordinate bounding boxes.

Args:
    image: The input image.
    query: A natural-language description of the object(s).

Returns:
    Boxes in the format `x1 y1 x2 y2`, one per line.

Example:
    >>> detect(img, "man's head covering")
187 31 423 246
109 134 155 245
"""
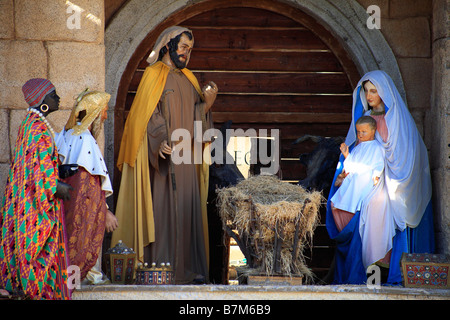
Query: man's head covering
146 26 193 65
22 78 56 109
65 89 111 135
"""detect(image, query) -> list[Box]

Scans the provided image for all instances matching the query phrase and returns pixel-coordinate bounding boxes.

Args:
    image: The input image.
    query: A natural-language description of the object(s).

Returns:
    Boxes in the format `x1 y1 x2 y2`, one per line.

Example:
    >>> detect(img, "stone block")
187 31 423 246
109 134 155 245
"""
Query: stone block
432 39 450 113
397 58 432 111
47 41 105 109
422 102 437 151
390 0 432 18
409 109 424 138
0 163 10 199
356 0 389 18
0 40 48 108
0 109 10 163
15 0 104 43
428 109 448 171
432 0 449 41
430 38 450 172
46 109 71 134
431 168 450 254
0 0 14 39
9 109 27 155
382 17 431 57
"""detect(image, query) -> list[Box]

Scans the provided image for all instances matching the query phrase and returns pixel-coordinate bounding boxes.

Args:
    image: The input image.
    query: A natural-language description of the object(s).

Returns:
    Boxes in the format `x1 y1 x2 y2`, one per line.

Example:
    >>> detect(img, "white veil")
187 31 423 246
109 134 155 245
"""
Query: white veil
346 70 432 267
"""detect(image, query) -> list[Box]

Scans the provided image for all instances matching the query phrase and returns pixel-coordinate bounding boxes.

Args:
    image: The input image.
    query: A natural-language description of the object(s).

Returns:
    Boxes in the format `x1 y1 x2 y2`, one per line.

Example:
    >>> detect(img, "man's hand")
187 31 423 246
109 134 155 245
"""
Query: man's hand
202 81 218 112
105 210 118 233
55 180 73 201
159 140 172 159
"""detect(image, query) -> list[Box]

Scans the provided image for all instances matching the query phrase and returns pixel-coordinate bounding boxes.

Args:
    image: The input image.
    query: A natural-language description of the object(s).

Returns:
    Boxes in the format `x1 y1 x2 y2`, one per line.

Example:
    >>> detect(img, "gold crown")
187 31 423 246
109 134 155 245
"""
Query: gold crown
65 88 111 135
137 262 173 272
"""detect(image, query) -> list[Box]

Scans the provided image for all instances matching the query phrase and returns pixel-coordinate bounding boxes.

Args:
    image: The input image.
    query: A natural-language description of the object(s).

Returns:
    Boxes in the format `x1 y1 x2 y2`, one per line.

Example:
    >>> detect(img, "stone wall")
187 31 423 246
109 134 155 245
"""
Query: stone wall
430 0 450 254
0 0 106 193
357 0 433 141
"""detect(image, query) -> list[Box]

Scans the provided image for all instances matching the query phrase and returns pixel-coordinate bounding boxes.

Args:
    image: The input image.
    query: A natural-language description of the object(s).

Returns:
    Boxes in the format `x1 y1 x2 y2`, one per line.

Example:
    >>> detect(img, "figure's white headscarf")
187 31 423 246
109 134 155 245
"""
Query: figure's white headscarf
146 26 193 65
346 70 432 267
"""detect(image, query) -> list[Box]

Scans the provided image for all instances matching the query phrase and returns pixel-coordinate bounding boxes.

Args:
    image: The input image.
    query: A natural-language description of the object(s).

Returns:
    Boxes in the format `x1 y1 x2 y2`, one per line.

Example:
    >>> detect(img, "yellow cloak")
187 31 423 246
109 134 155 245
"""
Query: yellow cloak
112 61 209 263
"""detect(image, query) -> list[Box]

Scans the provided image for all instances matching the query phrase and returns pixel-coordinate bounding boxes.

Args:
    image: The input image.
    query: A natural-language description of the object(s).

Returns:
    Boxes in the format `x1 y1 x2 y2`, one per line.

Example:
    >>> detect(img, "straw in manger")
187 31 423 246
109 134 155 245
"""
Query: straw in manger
216 175 323 281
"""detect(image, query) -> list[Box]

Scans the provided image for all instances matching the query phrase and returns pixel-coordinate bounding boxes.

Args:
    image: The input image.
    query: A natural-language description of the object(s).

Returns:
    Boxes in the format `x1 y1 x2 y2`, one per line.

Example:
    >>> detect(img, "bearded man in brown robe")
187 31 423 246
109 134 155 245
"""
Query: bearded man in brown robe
112 26 218 284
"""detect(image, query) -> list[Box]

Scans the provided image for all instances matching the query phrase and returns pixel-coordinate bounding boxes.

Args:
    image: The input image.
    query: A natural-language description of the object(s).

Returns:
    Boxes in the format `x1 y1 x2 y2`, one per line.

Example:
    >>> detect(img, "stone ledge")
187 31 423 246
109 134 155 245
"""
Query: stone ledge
72 284 450 300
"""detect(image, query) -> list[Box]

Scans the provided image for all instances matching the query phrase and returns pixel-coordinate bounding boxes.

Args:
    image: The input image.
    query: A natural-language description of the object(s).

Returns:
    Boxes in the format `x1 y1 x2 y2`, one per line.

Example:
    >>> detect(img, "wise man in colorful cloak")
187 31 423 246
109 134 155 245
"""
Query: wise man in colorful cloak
112 26 218 284
0 78 71 299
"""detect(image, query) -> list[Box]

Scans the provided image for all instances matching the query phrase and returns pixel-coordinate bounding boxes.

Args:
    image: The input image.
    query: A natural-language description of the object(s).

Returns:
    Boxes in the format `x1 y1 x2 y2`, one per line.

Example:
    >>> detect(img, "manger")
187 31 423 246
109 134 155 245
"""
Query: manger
216 175 323 283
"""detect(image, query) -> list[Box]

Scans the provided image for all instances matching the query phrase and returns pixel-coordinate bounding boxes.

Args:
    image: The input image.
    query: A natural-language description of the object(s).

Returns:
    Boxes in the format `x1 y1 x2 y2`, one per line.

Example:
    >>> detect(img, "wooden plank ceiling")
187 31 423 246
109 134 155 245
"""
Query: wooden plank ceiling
125 7 353 183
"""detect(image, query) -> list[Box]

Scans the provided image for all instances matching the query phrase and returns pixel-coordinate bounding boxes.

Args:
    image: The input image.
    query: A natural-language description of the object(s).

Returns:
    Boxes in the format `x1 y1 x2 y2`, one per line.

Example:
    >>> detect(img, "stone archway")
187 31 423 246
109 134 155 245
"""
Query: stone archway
103 0 406 281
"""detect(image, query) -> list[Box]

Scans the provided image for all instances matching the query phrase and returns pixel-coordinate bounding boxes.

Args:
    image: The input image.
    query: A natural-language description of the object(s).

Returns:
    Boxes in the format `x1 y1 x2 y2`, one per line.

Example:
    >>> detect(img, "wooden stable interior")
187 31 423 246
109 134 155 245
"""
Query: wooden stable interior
111 1 362 282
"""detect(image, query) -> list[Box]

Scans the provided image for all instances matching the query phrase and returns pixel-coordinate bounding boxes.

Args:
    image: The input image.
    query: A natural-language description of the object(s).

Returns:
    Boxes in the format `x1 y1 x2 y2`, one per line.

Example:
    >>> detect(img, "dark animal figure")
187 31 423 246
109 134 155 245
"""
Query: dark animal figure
208 120 245 198
293 134 344 284
207 120 245 284
294 135 344 197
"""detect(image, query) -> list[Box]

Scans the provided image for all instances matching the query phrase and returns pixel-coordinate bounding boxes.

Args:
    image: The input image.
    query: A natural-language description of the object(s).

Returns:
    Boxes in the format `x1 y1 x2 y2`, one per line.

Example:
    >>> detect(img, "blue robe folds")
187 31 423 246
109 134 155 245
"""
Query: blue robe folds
326 71 435 285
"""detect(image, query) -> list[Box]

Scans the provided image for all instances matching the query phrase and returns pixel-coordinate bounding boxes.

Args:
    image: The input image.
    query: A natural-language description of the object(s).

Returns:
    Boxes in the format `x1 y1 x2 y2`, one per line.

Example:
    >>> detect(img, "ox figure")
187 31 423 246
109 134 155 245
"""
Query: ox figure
207 120 245 284
294 135 344 197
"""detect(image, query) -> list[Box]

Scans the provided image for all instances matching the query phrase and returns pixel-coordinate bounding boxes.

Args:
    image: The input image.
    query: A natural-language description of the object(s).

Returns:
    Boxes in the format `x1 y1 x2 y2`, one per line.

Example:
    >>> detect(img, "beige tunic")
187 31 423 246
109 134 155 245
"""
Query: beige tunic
145 68 208 284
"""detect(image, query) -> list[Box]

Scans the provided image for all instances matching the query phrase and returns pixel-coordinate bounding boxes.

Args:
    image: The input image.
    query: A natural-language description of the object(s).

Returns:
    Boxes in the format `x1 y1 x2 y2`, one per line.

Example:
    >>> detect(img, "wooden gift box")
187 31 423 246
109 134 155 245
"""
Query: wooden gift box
401 253 449 289
104 240 136 284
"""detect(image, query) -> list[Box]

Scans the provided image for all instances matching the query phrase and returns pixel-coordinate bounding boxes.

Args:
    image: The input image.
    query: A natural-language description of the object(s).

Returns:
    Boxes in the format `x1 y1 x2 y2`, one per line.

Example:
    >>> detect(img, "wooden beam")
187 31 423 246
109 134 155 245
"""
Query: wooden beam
211 112 351 123
182 6 301 28
183 49 343 72
126 91 352 113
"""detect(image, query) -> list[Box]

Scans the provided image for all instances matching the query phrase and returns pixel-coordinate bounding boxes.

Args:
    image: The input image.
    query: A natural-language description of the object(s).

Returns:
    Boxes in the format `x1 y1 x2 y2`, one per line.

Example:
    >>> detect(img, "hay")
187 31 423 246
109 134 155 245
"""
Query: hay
216 175 323 282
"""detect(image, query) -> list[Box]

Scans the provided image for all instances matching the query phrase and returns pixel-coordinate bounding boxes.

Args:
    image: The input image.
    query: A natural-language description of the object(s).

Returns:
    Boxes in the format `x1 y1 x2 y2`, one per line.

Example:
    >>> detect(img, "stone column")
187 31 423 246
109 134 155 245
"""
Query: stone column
431 0 450 254
0 0 105 192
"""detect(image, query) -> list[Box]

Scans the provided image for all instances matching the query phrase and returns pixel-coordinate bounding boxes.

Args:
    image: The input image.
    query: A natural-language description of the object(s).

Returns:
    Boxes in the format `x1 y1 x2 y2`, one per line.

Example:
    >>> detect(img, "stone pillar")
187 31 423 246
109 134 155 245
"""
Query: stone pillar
0 0 105 192
431 0 450 255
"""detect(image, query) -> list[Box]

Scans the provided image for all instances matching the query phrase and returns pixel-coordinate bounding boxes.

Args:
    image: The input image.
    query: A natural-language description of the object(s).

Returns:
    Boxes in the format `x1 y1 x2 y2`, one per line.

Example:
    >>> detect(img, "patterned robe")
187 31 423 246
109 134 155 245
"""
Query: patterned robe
57 127 111 281
0 112 69 299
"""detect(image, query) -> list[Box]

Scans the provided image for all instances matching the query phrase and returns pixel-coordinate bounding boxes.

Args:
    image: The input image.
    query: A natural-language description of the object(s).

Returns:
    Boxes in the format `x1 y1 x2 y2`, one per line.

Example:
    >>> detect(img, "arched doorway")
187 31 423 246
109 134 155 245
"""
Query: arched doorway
112 1 360 281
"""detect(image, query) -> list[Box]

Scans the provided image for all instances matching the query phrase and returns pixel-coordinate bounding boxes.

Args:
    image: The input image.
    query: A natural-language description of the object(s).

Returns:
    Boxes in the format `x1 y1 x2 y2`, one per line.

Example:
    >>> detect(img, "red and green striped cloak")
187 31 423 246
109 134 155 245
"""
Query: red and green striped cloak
0 112 70 299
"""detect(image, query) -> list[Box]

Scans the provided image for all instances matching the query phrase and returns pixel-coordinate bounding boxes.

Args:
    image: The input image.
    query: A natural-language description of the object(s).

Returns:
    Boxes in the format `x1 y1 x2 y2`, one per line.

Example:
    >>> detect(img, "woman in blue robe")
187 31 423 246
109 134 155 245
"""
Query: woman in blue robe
326 70 435 285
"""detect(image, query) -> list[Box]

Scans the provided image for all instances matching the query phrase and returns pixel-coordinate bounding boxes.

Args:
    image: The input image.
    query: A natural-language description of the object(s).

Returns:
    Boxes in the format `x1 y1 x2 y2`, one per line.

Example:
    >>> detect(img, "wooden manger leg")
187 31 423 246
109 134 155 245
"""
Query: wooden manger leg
291 199 312 276
225 226 255 268
291 221 301 262
273 221 283 274
292 199 311 262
